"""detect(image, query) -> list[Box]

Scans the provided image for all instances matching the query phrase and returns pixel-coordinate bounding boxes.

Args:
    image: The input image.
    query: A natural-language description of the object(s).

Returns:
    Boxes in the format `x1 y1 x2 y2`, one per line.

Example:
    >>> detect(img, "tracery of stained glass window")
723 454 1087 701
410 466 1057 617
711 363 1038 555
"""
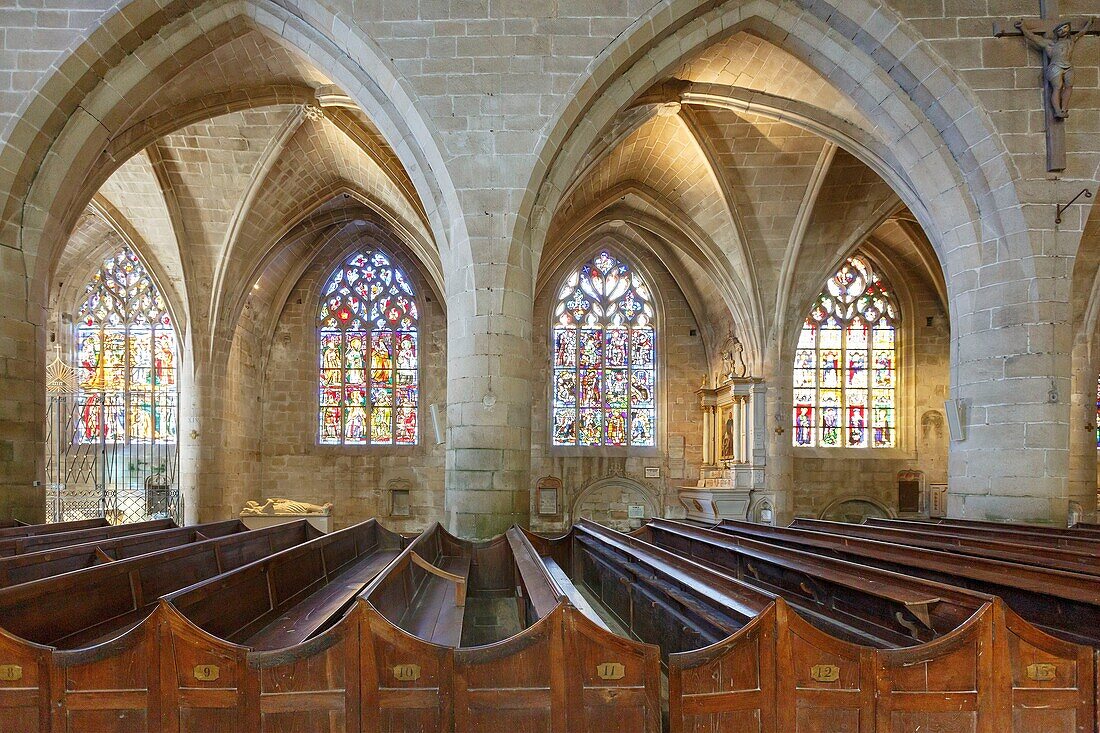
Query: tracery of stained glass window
318 250 419 446
76 247 177 444
551 251 656 447
792 254 897 449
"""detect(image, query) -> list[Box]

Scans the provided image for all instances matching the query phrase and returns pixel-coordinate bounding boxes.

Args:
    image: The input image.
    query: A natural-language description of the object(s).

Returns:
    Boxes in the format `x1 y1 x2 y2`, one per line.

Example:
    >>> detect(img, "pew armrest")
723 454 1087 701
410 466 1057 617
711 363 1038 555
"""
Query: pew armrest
411 551 468 606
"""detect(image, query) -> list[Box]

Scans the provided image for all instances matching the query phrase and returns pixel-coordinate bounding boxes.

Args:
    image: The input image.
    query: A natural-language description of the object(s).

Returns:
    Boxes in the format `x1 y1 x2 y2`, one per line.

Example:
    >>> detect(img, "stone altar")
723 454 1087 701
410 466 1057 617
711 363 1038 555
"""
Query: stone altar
679 377 773 524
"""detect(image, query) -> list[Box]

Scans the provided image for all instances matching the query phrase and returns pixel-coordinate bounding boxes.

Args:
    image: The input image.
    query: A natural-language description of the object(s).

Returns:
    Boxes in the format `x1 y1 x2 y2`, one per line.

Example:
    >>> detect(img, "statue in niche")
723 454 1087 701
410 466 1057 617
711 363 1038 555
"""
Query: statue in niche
241 498 333 516
718 329 748 383
720 413 736 461
1017 17 1094 118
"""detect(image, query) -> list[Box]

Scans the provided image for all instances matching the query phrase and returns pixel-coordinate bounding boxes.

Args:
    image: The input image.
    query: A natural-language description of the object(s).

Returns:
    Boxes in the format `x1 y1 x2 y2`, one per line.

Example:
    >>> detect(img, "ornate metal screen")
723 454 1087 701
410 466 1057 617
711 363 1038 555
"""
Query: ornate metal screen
45 245 182 525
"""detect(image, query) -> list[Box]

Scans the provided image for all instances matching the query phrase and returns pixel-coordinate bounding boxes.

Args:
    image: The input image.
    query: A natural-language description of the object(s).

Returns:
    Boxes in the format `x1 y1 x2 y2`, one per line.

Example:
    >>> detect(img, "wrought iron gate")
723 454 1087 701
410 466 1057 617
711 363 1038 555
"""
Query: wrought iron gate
45 391 181 525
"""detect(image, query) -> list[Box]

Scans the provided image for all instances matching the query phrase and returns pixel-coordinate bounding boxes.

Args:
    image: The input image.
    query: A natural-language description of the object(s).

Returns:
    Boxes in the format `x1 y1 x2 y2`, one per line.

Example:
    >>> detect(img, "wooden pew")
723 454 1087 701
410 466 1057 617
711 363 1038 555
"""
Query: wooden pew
363 523 475 647
0 517 107 541
925 517 1100 542
642 518 990 647
569 518 775 654
506 526 563 625
862 516 1100 555
0 520 322 732
0 519 247 588
162 519 403 650
0 518 177 557
563 520 1093 732
359 522 662 732
0 520 319 649
716 518 1100 647
789 516 1100 576
517 527 609 630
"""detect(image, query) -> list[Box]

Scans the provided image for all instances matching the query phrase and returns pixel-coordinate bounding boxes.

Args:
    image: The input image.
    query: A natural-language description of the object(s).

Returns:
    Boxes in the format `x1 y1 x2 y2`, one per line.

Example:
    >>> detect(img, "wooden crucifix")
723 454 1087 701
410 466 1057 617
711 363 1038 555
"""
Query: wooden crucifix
994 0 1097 172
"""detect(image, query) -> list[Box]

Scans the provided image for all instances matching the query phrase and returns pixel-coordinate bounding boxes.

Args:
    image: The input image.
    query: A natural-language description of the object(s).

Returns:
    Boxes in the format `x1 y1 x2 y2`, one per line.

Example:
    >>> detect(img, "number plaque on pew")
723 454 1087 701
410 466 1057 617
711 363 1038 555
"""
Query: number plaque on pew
596 662 625 680
0 664 21 681
393 664 421 681
810 664 840 683
1026 663 1057 681
193 664 219 681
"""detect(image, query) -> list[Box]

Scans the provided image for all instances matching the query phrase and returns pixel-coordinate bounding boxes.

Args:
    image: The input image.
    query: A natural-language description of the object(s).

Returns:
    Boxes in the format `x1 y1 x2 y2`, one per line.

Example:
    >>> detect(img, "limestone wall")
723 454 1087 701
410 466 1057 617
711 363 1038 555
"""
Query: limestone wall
1 0 1098 529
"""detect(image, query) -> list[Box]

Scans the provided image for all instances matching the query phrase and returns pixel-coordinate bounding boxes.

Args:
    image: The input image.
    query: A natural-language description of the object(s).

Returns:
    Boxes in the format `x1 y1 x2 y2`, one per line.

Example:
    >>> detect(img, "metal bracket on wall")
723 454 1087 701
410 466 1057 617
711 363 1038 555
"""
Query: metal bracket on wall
1056 188 1092 225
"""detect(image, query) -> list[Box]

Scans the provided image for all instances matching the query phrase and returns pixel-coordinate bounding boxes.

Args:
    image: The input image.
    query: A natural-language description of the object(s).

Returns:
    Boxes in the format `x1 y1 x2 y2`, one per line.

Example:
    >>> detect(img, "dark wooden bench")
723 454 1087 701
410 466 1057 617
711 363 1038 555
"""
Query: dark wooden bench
0 518 247 587
512 526 610 630
506 526 561 624
363 523 479 647
928 517 1100 542
0 517 177 557
0 519 320 649
163 518 404 650
569 519 773 655
862 516 1100 555
716 518 1100 647
0 516 107 540
643 518 989 647
790 516 1100 575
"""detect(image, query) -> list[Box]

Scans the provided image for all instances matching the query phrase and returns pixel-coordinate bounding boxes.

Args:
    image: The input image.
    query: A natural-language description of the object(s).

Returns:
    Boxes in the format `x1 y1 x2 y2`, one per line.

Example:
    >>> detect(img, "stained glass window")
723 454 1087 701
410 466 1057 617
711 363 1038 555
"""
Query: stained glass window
76 247 177 443
792 254 897 449
551 251 656 447
318 250 418 445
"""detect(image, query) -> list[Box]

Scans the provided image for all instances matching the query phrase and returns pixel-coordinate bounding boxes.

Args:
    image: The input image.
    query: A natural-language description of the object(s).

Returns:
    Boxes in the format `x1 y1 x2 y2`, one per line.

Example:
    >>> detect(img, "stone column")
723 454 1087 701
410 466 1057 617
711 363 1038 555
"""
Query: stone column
741 395 751 465
0 248 46 523
1067 335 1098 522
731 398 742 463
762 343 794 524
443 249 533 539
0 311 46 522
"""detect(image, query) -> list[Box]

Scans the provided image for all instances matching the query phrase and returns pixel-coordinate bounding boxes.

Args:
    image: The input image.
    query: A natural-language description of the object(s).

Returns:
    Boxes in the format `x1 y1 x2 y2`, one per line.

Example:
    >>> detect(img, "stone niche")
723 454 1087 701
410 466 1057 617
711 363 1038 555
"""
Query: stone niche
678 377 770 524
572 476 659 532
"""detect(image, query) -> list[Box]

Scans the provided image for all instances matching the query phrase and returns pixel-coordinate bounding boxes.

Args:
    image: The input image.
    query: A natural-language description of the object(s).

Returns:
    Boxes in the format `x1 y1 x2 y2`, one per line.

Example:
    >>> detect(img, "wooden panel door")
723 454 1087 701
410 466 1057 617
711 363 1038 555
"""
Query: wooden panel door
453 605 564 733
668 602 777 733
874 604 993 733
994 600 1095 733
563 606 660 733
51 615 160 733
776 600 874 733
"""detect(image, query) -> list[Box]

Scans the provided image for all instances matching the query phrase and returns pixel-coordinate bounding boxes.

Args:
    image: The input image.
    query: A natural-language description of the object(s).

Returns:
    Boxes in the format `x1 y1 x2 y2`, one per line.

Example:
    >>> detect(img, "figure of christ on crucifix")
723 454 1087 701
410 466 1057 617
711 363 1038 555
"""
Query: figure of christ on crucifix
1017 17 1093 119
995 1 1098 171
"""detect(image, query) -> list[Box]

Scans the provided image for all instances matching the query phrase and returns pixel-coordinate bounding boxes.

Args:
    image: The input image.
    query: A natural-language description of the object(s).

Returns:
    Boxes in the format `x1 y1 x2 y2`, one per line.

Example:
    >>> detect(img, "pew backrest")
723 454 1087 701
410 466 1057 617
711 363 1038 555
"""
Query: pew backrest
0 519 247 588
0 520 317 648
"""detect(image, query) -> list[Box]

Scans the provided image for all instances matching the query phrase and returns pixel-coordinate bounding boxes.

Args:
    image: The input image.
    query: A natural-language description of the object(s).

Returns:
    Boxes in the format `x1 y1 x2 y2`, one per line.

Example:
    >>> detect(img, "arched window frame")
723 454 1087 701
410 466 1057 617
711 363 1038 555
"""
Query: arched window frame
792 253 902 452
548 249 659 450
72 246 179 445
317 249 420 446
